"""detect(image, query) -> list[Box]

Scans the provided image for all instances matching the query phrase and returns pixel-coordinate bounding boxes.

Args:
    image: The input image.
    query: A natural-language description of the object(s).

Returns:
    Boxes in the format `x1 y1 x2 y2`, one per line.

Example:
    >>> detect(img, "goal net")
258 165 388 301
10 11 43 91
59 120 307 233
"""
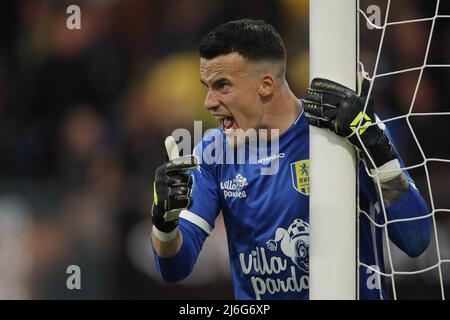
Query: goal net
309 0 449 299
357 0 450 299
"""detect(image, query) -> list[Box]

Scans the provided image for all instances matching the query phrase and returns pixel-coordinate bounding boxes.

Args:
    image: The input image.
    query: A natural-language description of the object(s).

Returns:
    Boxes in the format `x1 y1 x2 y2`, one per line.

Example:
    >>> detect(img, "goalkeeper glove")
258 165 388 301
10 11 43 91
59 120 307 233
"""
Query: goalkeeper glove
303 78 396 169
152 136 198 237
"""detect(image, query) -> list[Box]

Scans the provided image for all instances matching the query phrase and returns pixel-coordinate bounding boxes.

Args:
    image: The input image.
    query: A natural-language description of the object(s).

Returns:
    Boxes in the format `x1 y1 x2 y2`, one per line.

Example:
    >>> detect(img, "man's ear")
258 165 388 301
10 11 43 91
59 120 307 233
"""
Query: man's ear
258 74 276 97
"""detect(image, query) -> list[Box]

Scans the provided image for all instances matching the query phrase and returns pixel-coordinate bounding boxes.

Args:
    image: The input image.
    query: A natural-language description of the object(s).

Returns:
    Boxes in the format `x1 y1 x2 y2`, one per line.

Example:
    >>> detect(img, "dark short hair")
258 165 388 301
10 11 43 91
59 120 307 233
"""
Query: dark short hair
199 19 286 62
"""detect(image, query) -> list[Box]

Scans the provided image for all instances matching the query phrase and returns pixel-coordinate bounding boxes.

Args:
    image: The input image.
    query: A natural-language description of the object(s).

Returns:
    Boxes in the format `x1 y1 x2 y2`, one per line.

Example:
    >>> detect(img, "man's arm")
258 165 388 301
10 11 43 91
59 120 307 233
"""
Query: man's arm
378 172 409 206
304 78 431 257
151 136 196 258
369 156 409 207
303 77 411 205
151 227 183 258
152 218 208 283
151 136 218 283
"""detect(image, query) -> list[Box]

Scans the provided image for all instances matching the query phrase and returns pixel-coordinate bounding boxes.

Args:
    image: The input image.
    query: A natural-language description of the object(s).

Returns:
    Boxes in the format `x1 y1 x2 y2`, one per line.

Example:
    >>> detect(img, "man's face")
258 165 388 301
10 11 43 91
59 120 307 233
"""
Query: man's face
200 52 264 135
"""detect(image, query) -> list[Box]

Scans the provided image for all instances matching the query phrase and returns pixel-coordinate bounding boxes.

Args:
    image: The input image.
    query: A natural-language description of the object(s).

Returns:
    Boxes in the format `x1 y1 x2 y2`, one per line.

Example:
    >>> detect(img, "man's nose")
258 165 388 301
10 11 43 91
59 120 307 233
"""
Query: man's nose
204 90 220 110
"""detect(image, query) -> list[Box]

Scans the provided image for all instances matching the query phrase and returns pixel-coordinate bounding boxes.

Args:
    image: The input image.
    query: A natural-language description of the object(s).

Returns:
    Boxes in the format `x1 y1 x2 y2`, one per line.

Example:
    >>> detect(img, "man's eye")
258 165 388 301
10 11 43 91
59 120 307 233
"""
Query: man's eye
218 82 231 91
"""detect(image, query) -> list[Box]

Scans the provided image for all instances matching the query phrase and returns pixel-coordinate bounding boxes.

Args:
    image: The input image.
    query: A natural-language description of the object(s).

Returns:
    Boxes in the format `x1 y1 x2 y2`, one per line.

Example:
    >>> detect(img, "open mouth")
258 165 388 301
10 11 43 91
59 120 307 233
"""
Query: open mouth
216 115 238 134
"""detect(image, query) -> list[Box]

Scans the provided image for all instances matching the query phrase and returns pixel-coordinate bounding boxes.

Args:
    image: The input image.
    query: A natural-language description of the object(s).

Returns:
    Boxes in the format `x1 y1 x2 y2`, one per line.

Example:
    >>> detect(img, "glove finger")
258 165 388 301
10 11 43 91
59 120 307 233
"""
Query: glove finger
304 102 336 120
306 89 344 107
169 185 191 199
169 197 191 211
166 173 192 187
305 113 332 129
321 91 345 106
303 101 323 116
310 78 357 99
305 90 322 104
165 135 180 161
165 155 198 173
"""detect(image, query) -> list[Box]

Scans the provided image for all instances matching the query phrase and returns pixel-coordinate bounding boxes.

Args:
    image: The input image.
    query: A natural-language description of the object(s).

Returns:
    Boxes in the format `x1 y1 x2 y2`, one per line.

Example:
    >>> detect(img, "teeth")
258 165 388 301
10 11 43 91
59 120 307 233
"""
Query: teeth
223 117 235 129
214 115 236 132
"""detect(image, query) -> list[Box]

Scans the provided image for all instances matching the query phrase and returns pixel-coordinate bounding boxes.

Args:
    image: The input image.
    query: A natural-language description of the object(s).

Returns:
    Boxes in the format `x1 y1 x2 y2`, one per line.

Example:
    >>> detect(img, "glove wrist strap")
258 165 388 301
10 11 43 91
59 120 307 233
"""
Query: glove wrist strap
152 225 178 242
362 132 396 168
370 159 402 183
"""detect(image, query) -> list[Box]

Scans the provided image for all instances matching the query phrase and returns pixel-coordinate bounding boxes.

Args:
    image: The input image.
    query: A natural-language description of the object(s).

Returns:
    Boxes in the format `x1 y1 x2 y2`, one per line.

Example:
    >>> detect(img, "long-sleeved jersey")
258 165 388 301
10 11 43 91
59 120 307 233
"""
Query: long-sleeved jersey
153 109 431 300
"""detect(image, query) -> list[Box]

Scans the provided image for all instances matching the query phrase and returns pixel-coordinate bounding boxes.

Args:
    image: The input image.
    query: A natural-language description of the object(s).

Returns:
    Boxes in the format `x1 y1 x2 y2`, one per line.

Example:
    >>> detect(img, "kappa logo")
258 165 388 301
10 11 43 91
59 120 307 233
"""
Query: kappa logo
220 173 248 199
266 219 310 273
290 159 309 195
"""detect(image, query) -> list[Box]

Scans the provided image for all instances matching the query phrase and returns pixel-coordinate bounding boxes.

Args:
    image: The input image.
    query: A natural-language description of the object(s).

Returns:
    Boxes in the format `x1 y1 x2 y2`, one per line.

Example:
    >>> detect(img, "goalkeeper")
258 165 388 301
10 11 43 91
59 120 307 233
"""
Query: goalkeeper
150 19 431 300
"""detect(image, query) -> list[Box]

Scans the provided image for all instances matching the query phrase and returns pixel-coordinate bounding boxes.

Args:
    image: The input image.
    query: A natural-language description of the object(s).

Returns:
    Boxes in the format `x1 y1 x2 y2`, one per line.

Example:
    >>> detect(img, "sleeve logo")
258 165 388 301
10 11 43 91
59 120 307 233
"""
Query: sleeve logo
290 160 310 195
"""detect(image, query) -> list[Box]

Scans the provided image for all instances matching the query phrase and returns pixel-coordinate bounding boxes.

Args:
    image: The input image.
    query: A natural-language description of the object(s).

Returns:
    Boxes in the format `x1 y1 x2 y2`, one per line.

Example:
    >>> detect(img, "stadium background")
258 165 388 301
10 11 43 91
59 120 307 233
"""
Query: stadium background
0 0 448 299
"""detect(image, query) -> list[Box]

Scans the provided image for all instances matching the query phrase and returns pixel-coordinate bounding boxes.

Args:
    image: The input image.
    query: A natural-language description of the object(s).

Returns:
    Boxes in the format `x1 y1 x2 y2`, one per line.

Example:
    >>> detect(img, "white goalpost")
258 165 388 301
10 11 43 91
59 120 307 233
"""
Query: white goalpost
309 0 358 300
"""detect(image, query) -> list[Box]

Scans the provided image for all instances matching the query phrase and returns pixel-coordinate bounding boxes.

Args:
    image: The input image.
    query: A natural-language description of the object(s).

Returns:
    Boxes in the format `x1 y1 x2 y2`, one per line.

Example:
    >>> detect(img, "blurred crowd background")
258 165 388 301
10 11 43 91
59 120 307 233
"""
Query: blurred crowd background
0 0 448 299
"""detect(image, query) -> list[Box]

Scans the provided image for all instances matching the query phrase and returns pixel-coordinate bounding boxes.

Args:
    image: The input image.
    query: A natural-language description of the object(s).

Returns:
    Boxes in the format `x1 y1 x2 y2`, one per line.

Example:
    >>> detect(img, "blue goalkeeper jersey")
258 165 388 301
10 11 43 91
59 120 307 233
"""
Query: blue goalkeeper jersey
153 108 431 300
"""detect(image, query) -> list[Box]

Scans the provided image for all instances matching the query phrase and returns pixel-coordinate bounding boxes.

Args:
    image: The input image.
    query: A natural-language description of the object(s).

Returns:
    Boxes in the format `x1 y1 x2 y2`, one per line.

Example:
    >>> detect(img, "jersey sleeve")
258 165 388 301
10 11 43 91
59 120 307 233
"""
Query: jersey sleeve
360 117 432 257
153 218 208 283
383 183 431 257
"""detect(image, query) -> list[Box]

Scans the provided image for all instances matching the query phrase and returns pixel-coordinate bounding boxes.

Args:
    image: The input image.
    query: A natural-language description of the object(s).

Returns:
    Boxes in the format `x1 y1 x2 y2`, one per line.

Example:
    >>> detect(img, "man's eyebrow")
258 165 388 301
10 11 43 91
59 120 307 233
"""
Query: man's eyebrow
212 78 231 86
200 77 230 88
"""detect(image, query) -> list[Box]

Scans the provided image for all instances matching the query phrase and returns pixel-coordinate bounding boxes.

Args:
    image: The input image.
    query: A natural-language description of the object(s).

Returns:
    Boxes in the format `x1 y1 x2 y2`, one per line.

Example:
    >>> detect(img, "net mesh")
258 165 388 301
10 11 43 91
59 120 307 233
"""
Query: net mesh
357 0 450 299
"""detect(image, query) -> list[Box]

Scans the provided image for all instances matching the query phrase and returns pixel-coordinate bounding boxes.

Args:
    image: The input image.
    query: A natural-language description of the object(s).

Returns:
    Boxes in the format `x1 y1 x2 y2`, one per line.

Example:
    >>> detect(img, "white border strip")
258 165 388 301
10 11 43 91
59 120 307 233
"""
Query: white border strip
180 210 214 235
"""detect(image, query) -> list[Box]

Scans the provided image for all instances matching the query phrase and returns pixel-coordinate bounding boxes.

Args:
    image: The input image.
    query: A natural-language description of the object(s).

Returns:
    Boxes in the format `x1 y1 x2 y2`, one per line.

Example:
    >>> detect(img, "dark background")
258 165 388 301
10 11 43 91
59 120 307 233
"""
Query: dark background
0 0 448 299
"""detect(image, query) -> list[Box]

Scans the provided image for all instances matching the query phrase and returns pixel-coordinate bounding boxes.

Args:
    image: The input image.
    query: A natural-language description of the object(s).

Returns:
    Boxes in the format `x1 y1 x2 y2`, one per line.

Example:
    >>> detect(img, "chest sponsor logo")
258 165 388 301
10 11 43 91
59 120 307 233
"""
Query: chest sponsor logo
238 219 310 300
220 173 248 199
290 159 309 195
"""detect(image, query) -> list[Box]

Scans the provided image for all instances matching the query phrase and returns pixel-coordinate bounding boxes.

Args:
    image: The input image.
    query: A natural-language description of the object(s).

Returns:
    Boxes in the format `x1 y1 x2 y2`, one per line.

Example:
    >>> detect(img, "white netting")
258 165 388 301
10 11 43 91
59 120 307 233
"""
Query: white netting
357 0 450 299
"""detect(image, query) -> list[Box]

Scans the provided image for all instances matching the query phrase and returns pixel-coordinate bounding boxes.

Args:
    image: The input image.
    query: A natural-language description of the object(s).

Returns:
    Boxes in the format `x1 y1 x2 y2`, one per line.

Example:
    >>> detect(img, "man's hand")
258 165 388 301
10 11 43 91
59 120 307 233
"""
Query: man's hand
152 136 198 235
303 78 396 169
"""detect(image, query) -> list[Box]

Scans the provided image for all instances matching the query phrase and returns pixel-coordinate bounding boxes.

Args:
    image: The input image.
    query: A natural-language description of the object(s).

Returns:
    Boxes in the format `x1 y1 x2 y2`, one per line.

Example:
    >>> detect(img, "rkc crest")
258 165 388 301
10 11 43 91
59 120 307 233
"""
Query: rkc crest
290 160 310 196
